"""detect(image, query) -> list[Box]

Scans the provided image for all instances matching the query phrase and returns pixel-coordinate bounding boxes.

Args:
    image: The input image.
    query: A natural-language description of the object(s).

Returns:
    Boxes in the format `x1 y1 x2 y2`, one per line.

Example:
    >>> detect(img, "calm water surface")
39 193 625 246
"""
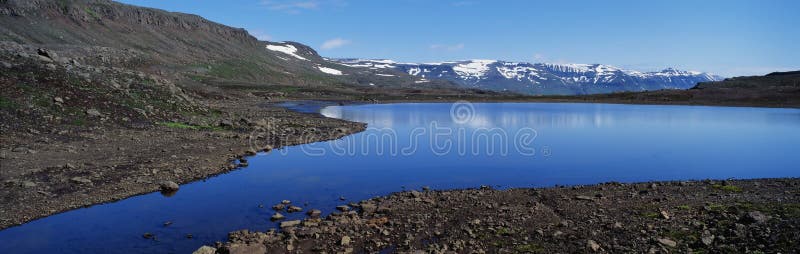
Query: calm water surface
2 103 799 254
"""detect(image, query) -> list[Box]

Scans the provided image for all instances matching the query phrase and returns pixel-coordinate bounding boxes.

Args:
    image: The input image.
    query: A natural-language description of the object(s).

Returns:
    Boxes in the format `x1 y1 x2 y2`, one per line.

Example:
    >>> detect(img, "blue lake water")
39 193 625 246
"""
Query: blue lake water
1 102 799 254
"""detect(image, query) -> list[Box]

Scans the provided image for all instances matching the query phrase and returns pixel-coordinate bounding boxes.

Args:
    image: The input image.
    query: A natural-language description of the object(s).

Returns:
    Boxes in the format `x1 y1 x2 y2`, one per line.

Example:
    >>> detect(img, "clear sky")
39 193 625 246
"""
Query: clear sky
117 0 798 77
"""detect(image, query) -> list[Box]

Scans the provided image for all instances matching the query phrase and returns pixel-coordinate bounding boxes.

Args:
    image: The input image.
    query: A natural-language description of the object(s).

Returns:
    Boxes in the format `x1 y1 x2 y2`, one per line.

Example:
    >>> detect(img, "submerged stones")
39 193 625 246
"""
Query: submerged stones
307 209 322 218
287 205 303 213
271 212 285 221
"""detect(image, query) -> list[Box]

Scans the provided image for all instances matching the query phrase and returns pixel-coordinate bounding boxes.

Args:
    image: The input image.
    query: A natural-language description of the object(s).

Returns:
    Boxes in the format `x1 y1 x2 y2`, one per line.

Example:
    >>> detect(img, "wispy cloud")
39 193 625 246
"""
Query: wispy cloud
248 29 272 41
532 53 547 62
321 38 351 50
259 0 345 14
430 43 465 51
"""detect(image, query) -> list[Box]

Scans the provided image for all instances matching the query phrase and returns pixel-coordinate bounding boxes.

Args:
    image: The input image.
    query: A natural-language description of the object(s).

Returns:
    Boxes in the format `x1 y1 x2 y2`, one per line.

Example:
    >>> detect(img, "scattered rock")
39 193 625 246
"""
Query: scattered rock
281 200 291 204
271 212 285 221
587 239 601 251
575 195 594 201
219 119 233 127
192 245 216 254
701 235 714 246
287 205 303 213
53 97 64 103
360 203 377 215
85 108 102 117
280 220 301 228
341 235 351 246
70 177 92 185
272 204 285 210
336 205 350 212
660 210 670 220
741 211 769 224
21 181 37 188
657 238 677 248
307 209 322 218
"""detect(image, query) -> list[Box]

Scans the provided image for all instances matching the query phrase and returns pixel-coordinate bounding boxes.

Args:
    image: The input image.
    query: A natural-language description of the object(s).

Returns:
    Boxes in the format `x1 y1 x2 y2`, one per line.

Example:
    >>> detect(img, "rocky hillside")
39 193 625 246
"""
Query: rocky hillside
335 59 722 95
0 0 457 91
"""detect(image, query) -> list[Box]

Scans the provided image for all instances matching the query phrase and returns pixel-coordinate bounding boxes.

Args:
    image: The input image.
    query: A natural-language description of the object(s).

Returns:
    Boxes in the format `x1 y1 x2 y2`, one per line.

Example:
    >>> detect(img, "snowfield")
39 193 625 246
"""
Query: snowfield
266 44 308 60
317 66 343 75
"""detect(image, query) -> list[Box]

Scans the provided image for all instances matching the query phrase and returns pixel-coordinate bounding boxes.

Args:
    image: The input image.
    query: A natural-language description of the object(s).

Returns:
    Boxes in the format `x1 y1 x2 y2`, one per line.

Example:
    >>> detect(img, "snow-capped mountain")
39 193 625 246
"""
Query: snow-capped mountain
333 59 723 95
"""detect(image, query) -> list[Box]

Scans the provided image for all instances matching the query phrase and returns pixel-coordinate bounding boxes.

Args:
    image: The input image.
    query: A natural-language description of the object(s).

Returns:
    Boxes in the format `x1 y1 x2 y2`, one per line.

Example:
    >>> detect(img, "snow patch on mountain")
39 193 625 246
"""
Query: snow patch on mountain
266 44 307 60
329 58 722 95
317 66 343 75
452 60 497 79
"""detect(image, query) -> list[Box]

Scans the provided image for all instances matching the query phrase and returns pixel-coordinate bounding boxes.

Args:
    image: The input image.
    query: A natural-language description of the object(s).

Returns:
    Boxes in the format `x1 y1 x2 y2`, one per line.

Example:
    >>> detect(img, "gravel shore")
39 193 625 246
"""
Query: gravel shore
205 178 799 253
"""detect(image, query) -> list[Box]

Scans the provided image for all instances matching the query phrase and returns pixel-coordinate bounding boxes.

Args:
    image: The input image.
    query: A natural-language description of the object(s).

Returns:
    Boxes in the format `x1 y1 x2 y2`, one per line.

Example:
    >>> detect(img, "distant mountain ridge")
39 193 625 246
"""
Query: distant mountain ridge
334 59 723 95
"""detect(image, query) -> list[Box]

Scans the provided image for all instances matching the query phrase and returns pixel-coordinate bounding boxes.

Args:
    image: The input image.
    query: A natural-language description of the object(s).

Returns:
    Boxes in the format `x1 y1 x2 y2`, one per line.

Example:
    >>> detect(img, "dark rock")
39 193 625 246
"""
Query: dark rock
287 205 303 213
70 177 92 185
159 181 179 192
307 209 322 218
741 211 768 224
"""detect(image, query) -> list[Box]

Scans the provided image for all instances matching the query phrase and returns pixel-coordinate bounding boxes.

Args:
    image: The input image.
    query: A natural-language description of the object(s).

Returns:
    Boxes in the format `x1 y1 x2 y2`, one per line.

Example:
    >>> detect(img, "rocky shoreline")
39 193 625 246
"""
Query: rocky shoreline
199 178 799 253
0 99 365 229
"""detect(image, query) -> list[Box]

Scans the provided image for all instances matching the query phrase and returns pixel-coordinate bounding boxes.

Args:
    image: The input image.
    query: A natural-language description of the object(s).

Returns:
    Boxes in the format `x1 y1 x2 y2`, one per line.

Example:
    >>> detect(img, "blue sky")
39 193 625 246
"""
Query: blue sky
117 0 798 77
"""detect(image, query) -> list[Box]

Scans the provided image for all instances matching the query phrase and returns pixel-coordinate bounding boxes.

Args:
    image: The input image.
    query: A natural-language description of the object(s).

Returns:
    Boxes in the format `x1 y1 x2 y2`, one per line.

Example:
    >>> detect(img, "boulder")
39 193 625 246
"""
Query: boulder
741 211 769 224
270 212 285 221
587 240 601 251
280 220 301 228
192 246 216 254
657 238 677 248
306 209 322 218
287 205 303 213
159 181 180 192
85 109 102 117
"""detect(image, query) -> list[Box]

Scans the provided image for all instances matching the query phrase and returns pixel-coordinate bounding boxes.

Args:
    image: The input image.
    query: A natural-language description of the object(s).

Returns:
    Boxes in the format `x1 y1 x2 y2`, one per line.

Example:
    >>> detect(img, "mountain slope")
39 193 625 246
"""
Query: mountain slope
334 59 722 95
0 0 458 91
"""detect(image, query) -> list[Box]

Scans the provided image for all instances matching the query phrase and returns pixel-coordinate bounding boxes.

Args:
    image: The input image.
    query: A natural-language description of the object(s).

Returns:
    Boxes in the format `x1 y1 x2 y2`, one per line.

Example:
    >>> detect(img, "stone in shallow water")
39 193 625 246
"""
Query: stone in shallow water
192 245 216 254
280 220 300 228
159 181 179 191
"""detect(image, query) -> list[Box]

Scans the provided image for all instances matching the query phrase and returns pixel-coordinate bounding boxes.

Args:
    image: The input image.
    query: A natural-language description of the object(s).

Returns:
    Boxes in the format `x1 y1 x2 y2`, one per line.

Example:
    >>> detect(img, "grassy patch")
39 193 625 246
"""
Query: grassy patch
676 205 691 210
664 229 699 243
712 184 743 192
495 227 514 236
0 96 17 109
84 7 100 20
643 212 661 219
513 243 544 253
158 121 224 131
